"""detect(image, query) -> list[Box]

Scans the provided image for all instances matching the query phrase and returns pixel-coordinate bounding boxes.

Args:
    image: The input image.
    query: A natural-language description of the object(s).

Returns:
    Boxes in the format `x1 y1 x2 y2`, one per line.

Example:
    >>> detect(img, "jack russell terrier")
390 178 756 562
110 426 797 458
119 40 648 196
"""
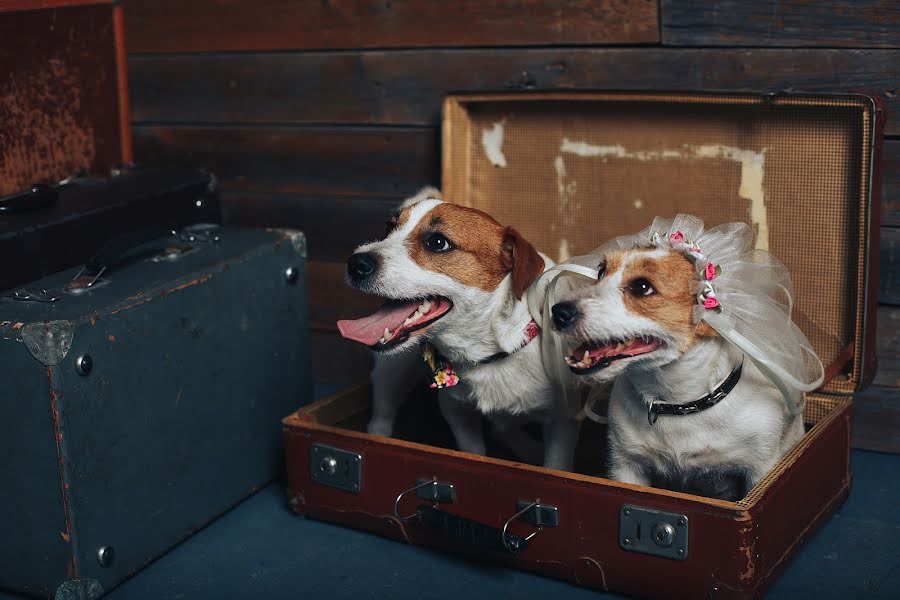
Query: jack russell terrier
547 216 823 500
337 188 580 470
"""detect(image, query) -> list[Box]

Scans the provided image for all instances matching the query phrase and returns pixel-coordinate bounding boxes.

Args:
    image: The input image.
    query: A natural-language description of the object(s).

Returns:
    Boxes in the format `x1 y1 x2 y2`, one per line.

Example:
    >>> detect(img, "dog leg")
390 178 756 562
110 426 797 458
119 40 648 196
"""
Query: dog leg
490 416 544 465
541 417 580 471
367 351 421 436
609 460 651 487
438 390 487 456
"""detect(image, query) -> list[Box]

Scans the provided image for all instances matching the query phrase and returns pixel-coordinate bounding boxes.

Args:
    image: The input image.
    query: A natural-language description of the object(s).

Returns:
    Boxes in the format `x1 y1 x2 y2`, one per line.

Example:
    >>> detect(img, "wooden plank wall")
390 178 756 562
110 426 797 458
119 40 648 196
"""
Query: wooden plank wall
124 0 900 451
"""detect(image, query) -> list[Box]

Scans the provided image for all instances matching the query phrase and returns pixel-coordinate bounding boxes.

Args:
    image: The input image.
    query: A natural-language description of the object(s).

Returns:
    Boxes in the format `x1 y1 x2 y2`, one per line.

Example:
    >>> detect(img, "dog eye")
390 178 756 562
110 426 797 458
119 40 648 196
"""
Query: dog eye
628 278 654 296
424 233 453 253
597 260 607 280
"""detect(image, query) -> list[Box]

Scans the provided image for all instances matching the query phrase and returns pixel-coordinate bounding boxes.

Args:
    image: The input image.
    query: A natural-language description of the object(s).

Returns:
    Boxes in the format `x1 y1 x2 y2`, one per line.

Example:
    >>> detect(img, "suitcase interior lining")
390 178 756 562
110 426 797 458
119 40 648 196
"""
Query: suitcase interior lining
444 92 873 402
293 384 848 508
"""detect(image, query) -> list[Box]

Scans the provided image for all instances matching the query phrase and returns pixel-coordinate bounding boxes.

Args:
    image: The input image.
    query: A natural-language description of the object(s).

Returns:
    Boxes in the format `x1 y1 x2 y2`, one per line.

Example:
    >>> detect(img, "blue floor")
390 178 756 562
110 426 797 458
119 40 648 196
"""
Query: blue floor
99 450 900 600
5 386 899 599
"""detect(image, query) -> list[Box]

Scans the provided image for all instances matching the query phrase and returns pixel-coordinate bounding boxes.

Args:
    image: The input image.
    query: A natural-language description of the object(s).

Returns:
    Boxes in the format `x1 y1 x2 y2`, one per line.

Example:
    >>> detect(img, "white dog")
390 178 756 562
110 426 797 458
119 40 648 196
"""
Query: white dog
548 218 821 500
337 188 579 470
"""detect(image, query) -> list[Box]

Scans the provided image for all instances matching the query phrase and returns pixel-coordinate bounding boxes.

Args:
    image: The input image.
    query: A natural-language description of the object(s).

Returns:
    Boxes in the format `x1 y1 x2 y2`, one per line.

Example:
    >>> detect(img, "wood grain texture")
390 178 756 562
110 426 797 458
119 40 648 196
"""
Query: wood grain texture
852 386 900 452
874 305 900 388
661 0 900 48
132 126 437 197
124 0 659 53
128 48 900 134
881 227 900 306
883 139 900 227
222 193 403 262
310 330 373 384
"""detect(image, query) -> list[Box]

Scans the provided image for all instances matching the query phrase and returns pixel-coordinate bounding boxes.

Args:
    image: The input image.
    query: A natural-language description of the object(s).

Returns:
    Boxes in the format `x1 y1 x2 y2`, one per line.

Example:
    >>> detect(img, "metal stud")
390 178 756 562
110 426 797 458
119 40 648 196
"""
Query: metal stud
75 354 93 376
284 266 299 285
97 545 115 567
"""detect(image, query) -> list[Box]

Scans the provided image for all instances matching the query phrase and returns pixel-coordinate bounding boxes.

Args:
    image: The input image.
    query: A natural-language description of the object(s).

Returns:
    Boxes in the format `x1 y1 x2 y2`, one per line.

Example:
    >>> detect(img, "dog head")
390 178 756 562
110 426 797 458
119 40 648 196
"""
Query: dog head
337 189 545 355
550 247 716 383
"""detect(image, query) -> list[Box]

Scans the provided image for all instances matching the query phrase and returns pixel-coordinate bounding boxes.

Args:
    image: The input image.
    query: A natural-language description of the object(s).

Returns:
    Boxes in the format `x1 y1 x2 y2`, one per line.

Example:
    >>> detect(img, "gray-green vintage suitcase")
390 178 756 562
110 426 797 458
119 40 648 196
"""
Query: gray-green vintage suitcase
0 226 312 598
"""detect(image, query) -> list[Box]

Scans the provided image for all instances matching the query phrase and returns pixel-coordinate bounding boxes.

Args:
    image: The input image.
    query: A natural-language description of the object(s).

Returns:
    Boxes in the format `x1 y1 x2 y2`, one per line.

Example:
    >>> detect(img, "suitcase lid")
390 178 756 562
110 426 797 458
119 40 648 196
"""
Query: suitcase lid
0 226 307 366
0 0 131 196
443 92 881 397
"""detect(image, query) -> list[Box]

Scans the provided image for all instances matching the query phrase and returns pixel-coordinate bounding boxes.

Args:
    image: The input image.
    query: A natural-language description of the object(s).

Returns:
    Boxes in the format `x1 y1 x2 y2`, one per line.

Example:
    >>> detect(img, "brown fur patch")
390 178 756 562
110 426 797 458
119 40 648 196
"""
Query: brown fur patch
619 251 702 353
502 227 544 299
406 203 511 292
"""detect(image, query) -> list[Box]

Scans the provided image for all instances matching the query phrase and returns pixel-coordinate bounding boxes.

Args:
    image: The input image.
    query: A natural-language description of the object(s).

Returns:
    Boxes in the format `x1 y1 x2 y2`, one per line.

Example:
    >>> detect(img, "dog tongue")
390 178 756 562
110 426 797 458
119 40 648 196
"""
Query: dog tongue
337 301 419 346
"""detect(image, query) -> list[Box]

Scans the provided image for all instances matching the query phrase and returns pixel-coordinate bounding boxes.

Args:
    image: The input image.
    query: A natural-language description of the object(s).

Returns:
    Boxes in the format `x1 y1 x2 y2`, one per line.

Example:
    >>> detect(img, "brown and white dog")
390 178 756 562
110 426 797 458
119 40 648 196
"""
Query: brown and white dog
337 188 579 470
550 246 805 500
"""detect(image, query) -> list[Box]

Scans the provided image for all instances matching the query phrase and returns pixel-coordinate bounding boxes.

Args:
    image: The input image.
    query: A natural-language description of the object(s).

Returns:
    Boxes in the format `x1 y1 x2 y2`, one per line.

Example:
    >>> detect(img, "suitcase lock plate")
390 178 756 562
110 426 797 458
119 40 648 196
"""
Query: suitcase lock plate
619 505 688 560
310 444 362 493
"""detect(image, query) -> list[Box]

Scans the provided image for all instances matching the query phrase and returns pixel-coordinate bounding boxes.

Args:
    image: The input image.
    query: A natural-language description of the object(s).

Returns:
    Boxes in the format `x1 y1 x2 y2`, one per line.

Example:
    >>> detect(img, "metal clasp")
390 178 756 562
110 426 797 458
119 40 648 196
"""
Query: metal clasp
393 478 455 522
13 288 59 303
501 499 559 553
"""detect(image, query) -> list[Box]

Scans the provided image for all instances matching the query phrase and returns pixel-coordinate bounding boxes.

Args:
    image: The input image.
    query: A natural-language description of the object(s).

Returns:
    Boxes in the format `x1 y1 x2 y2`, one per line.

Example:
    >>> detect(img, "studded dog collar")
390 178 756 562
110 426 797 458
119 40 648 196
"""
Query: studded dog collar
647 360 743 425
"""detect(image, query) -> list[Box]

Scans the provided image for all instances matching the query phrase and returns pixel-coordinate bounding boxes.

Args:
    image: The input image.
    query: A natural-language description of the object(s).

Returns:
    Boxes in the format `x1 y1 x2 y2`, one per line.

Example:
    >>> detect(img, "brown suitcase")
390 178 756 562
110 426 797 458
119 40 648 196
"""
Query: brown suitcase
283 92 882 599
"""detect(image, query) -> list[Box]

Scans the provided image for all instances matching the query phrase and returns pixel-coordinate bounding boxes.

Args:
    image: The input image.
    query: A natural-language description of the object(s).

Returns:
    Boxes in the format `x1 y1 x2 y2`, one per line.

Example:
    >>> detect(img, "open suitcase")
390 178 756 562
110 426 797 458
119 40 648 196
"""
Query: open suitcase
283 92 882 599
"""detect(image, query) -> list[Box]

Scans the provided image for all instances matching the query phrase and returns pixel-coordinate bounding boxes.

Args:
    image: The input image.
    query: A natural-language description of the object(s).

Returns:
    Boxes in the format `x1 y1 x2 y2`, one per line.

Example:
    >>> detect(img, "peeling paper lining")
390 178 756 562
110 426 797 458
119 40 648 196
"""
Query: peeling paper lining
560 139 769 250
481 122 507 168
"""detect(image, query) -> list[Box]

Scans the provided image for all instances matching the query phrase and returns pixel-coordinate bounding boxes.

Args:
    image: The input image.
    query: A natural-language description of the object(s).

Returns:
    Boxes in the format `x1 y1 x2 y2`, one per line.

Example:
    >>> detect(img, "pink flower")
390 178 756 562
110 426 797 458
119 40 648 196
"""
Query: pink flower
704 263 717 281
669 231 684 244
702 296 720 309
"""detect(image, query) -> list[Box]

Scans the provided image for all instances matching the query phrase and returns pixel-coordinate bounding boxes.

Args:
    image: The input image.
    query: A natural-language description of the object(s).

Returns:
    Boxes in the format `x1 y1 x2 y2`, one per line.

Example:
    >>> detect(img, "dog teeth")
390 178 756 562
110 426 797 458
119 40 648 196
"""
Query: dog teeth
403 317 412 325
583 350 590 362
420 299 432 312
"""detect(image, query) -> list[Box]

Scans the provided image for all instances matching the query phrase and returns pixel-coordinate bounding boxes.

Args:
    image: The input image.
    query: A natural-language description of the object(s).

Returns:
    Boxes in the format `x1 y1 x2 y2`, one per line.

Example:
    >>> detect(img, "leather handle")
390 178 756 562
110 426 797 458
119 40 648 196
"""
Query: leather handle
416 504 529 553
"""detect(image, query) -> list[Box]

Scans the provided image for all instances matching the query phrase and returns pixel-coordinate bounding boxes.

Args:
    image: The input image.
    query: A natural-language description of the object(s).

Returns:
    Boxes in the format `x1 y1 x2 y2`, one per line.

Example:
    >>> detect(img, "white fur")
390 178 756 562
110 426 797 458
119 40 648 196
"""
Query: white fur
557 250 804 498
359 191 578 470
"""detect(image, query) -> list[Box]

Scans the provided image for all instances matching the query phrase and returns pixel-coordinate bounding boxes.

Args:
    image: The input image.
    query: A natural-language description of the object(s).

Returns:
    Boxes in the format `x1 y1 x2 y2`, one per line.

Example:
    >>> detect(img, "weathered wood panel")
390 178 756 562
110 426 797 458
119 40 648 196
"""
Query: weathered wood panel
662 0 900 48
852 386 900 452
129 48 900 134
310 330 373 384
874 305 900 388
881 227 900 306
883 139 900 227
132 126 437 197
222 193 402 262
124 0 659 53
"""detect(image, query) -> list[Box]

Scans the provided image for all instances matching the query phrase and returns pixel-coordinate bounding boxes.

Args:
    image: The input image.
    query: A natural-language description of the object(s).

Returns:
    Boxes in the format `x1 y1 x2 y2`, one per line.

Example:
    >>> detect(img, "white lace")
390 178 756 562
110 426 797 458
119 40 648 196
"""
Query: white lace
527 214 825 418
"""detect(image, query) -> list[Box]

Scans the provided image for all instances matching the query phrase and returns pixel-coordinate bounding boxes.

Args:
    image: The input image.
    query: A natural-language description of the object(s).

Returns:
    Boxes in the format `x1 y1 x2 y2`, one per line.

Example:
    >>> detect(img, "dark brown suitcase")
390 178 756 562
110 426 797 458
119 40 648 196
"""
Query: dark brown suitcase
283 92 882 599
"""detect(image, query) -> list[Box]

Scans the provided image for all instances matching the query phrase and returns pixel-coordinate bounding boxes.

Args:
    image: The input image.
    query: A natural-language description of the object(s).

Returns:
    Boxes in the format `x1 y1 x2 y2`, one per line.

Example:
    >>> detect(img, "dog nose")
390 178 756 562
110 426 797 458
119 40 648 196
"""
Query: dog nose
347 252 379 281
551 301 581 330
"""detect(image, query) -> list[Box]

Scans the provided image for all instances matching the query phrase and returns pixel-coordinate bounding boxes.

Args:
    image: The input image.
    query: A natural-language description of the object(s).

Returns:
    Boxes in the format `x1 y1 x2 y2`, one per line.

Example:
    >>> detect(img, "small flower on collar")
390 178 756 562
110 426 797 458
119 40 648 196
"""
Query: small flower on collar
669 231 684 244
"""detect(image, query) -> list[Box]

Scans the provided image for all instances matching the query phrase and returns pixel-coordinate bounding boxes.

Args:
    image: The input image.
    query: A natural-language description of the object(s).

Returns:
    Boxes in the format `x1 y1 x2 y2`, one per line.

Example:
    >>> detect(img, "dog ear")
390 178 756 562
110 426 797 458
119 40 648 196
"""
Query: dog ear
502 227 544 299
696 321 719 338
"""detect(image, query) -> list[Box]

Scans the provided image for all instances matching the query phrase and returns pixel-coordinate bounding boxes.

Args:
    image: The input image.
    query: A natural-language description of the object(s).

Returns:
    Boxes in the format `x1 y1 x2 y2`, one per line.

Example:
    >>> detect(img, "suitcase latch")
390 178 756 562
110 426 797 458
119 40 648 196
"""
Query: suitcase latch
619 505 689 560
310 444 362 493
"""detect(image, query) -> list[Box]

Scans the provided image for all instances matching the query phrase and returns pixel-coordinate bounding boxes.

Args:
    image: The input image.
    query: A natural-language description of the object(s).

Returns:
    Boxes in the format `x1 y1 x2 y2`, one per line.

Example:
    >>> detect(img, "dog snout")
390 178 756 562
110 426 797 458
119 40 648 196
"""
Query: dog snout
347 252 379 283
551 301 581 331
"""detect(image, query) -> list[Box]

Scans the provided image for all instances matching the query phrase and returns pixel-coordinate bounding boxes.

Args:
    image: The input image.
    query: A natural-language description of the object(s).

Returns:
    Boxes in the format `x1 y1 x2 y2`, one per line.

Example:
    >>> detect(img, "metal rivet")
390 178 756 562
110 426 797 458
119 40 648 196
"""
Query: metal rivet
677 518 686 526
75 354 93 376
320 456 338 475
623 538 631 546
195 199 203 208
284 266 298 285
97 545 115 567
678 548 685 555
623 509 631 517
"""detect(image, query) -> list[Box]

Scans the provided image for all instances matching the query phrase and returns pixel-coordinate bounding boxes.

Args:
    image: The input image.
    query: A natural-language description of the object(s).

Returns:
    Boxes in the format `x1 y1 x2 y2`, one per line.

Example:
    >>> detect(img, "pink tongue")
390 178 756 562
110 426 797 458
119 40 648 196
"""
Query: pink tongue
337 301 419 346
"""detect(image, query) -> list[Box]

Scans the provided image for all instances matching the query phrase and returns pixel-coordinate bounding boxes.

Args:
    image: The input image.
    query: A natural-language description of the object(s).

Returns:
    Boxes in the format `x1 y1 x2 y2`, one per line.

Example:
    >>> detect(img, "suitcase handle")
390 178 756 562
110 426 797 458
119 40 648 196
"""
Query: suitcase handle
394 479 555 554
65 224 220 293
0 184 58 214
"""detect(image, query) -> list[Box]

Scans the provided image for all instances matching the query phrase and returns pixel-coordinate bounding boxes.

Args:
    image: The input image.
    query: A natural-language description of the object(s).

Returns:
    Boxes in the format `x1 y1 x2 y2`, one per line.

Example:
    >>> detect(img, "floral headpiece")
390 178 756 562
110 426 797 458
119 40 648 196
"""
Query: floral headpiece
650 230 723 313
